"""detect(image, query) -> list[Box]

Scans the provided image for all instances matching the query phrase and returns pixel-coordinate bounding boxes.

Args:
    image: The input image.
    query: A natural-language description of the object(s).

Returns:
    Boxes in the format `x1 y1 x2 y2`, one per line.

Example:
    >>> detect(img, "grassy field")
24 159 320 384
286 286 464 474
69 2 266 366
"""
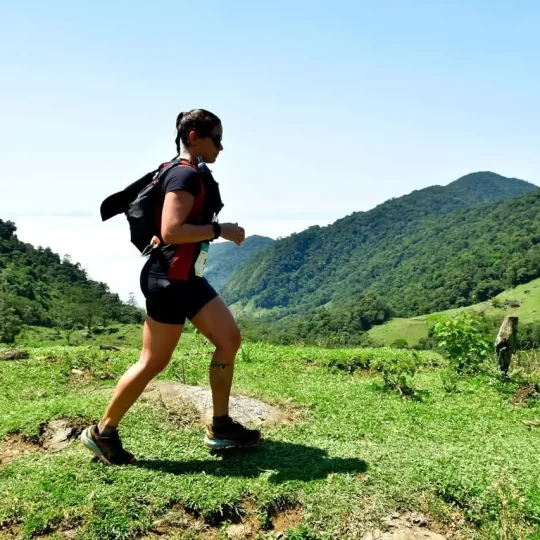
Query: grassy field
368 278 540 347
1 339 540 539
12 325 203 351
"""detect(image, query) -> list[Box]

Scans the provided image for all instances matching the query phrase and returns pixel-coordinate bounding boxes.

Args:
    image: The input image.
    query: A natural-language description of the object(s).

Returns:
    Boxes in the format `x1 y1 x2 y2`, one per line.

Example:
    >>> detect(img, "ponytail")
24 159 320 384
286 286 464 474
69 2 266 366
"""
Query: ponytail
174 112 184 154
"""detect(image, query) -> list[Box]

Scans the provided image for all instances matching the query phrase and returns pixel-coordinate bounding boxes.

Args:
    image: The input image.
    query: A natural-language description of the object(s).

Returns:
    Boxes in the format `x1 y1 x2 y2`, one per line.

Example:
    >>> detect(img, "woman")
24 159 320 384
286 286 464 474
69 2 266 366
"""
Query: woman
82 109 261 465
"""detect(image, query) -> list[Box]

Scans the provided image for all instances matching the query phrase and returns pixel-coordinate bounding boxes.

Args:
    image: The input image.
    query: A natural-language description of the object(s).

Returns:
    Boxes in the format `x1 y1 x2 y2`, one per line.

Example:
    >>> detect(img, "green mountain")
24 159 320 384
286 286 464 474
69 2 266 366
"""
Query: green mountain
205 235 274 292
0 219 143 343
224 172 539 323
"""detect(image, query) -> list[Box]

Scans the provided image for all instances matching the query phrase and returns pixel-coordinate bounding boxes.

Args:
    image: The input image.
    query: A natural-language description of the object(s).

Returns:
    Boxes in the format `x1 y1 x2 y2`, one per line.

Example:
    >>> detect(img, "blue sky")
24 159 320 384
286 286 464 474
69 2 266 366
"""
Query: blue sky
1 1 539 303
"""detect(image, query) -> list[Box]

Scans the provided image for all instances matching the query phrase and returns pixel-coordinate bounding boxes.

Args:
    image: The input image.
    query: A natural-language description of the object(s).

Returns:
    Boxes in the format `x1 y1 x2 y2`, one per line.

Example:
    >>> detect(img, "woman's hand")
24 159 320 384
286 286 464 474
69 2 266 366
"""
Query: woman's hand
220 223 245 246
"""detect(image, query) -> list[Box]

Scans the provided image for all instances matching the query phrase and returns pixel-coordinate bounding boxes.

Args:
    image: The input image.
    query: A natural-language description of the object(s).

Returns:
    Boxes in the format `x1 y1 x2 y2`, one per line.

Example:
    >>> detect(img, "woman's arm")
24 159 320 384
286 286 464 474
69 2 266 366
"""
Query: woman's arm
161 190 215 244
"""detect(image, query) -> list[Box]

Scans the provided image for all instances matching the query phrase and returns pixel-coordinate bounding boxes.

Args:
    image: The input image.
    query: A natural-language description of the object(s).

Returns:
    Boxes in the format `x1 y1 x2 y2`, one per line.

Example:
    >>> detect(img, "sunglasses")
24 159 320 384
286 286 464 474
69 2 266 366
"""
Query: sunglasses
209 133 222 148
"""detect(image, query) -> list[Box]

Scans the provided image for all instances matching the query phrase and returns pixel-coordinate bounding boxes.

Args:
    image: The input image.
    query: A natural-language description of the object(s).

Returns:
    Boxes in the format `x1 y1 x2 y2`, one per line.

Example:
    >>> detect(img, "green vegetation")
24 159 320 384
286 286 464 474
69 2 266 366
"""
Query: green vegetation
238 292 392 347
12 324 146 350
0 219 144 344
1 340 539 539
429 312 493 374
2 169 539 538
223 173 539 345
206 235 274 292
368 277 540 347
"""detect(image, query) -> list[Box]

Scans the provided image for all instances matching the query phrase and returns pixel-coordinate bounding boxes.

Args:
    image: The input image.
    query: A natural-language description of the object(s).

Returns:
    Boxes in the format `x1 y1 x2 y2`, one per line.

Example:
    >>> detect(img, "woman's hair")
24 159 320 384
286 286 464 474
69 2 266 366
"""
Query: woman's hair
175 109 221 153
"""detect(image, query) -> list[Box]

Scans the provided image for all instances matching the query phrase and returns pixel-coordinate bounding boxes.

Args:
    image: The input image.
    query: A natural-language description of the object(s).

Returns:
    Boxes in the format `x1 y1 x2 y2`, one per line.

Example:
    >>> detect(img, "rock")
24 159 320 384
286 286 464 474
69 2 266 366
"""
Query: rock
81 331 92 339
142 381 284 426
99 345 121 351
0 349 29 361
71 369 85 376
39 420 85 452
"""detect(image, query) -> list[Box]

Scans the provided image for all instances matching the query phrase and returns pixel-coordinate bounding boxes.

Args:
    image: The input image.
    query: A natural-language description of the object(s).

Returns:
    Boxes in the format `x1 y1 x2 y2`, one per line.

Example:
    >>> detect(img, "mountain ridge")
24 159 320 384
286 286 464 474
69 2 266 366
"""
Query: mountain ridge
223 171 539 319
205 235 274 292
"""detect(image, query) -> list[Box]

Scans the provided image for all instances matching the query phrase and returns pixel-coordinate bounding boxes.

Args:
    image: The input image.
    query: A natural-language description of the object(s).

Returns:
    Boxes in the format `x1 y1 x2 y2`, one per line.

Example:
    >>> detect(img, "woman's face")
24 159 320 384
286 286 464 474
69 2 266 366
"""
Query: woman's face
189 123 223 163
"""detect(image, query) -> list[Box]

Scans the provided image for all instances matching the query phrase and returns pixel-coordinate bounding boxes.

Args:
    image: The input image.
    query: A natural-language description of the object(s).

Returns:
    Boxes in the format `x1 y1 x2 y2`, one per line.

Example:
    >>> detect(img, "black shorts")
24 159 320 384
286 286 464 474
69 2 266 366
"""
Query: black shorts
140 264 218 325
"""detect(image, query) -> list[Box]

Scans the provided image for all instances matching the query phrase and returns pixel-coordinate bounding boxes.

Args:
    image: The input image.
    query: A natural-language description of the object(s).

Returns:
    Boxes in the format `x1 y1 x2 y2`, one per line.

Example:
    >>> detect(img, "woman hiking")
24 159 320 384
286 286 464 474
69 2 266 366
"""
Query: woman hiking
82 109 261 465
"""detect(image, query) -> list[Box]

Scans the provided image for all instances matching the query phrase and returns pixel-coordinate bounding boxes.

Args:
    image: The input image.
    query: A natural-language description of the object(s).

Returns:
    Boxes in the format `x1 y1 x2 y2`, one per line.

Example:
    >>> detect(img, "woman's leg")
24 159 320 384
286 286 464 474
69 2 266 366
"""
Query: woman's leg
81 316 183 465
190 295 261 448
190 296 241 418
98 316 184 430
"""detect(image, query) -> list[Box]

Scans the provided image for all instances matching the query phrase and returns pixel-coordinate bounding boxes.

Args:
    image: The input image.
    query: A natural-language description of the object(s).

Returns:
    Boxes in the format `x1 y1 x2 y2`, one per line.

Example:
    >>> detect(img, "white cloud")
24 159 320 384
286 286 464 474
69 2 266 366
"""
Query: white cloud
10 215 333 307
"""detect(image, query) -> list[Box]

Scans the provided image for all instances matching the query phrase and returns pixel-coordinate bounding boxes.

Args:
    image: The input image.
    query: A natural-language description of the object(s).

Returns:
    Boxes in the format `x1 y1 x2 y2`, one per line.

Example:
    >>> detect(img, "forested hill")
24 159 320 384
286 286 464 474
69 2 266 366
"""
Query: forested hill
205 235 274 292
223 172 539 317
0 219 143 342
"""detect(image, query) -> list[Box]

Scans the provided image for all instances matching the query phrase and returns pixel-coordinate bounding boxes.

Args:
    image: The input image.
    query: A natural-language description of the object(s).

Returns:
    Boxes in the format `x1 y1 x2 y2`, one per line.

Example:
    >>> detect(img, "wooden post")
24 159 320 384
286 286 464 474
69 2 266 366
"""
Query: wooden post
495 315 518 376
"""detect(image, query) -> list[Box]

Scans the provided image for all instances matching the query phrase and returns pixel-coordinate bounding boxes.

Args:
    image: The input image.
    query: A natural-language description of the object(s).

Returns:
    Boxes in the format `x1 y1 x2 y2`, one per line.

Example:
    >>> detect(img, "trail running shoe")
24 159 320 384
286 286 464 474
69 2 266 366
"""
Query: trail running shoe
81 425 136 465
204 418 262 450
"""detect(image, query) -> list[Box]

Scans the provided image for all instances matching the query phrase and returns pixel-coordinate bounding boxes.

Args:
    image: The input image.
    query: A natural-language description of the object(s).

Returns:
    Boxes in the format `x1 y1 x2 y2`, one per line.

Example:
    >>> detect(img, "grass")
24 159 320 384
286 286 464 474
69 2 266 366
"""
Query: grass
368 277 540 347
1 340 540 539
12 325 201 350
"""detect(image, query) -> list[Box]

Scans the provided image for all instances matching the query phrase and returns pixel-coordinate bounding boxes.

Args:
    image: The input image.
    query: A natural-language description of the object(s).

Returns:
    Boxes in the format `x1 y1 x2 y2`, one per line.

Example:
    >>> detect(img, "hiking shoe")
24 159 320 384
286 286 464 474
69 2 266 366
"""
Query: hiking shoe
81 425 136 465
204 418 262 449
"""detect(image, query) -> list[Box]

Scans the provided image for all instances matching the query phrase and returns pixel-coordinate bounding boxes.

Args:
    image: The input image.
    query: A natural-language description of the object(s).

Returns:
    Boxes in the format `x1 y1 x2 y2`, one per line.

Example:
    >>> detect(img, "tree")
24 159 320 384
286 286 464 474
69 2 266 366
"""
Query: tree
0 297 23 343
0 220 16 241
127 292 139 308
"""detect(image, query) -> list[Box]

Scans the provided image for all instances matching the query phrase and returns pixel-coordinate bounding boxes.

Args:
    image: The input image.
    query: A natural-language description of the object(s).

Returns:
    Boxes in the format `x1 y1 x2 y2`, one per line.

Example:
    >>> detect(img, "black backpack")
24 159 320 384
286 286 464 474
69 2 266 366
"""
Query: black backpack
100 156 223 256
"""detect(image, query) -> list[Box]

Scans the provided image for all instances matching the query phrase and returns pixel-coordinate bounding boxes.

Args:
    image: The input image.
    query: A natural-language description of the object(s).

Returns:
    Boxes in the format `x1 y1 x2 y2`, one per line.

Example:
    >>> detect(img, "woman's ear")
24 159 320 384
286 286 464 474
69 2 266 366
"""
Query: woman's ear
188 130 199 145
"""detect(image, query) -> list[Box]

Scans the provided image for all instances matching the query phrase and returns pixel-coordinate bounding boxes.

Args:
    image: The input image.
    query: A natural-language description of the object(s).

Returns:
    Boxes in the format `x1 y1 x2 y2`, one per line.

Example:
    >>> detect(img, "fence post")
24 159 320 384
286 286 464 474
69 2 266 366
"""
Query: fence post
495 315 518 376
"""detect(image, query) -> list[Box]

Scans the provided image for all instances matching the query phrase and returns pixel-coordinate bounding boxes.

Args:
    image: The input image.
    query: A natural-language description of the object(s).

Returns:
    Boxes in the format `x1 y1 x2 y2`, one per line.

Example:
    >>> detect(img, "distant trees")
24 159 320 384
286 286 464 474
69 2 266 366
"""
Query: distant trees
238 292 392 347
0 218 144 343
224 185 540 321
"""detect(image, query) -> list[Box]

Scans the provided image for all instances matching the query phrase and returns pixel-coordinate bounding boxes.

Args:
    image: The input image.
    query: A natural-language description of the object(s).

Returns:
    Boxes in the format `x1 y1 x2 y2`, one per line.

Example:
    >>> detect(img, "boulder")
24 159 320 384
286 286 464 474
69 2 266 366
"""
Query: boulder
142 381 284 426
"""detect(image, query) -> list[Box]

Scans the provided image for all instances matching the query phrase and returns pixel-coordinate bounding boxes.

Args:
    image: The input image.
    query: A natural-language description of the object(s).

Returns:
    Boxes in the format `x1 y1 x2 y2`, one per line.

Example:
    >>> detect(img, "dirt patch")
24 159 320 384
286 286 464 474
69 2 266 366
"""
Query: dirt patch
510 383 540 407
39 419 87 452
68 367 95 387
38 528 80 539
140 499 304 539
272 507 303 534
268 502 303 534
0 434 41 467
225 500 262 539
0 523 22 539
144 505 219 539
1 418 90 467
0 349 29 361
362 512 447 540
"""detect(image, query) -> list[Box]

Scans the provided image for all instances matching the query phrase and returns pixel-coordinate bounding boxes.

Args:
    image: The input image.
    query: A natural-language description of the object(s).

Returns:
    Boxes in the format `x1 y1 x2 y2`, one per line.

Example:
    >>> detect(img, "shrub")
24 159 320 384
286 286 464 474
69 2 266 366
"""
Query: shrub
429 312 492 374
391 338 409 349
372 351 423 395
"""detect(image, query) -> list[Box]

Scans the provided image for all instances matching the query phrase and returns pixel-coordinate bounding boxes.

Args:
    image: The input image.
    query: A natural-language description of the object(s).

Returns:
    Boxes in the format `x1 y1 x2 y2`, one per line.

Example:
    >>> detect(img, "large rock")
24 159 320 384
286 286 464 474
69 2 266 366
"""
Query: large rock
142 382 284 426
